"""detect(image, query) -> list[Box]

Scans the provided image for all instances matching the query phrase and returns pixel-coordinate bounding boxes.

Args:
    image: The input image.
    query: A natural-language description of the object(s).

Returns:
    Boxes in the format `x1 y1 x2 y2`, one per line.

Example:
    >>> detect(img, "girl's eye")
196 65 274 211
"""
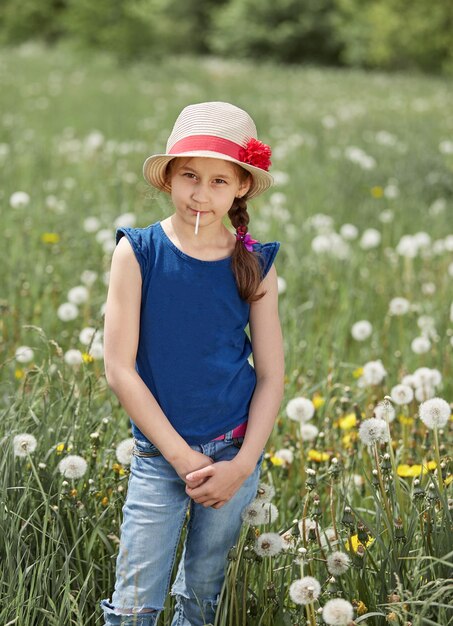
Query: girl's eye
215 179 226 185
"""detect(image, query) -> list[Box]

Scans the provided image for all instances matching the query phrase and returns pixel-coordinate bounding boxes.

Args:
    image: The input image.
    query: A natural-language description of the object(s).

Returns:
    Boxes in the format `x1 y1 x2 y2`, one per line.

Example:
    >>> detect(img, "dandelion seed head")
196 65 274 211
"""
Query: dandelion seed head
388 297 410 316
358 418 389 446
390 384 414 405
274 448 294 464
64 349 84 365
322 598 354 625
255 482 276 502
115 438 134 465
57 302 79 322
289 576 321 605
58 454 88 479
254 532 285 557
374 400 396 422
418 397 451 429
300 423 319 441
13 433 38 457
351 320 373 341
362 359 387 385
286 397 315 423
326 551 351 576
15 345 34 363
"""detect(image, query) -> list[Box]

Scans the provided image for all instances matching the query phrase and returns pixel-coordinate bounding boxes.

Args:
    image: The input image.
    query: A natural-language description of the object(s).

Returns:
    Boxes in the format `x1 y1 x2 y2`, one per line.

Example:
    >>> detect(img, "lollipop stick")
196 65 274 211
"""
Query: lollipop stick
195 211 200 235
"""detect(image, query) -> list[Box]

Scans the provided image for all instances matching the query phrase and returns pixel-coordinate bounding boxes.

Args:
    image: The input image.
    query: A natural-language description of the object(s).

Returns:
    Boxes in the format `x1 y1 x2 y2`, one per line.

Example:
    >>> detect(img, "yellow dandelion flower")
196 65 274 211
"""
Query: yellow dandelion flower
15 368 24 379
371 186 384 198
445 475 453 486
355 601 368 616
270 456 285 467
345 534 375 552
339 413 357 430
70 488 78 497
82 352 94 364
312 394 325 409
41 232 60 244
397 461 436 477
119 467 126 476
101 496 109 506
398 414 414 426
308 449 330 462
352 367 363 379
56 443 65 454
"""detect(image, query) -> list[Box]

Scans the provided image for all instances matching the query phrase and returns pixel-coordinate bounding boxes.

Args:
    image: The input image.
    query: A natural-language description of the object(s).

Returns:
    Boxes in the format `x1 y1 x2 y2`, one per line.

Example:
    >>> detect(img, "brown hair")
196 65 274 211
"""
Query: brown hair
165 158 268 304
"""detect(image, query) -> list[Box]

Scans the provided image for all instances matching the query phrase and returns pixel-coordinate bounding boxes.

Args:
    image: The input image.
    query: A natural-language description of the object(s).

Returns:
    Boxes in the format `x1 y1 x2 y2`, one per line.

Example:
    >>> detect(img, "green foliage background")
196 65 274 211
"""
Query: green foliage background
0 0 452 74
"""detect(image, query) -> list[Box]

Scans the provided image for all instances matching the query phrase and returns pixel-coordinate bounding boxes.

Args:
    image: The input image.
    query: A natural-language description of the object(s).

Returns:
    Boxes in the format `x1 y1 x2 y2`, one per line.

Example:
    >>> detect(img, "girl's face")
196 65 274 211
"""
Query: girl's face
167 157 251 226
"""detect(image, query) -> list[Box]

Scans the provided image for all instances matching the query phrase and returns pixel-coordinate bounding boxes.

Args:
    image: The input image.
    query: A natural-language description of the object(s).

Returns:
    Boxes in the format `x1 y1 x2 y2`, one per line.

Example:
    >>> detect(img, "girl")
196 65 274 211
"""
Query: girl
100 101 285 626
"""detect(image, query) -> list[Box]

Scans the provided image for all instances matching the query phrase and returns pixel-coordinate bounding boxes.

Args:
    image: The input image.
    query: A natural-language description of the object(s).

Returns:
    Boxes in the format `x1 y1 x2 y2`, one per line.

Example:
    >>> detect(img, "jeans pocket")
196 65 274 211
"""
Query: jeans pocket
132 437 162 457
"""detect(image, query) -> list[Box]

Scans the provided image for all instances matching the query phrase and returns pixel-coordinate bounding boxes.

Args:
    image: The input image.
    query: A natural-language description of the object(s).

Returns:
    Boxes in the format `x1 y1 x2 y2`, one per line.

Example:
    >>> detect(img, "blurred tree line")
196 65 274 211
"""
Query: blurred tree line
1 0 452 74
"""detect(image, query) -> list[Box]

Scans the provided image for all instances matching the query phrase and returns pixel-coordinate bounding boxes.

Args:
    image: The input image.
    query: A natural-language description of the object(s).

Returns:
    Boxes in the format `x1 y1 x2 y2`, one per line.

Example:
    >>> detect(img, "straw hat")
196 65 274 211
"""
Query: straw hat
143 101 274 200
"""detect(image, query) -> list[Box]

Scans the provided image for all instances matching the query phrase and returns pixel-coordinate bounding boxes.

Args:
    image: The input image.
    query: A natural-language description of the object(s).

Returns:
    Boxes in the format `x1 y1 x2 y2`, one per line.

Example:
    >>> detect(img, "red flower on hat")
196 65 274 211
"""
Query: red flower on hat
239 138 272 171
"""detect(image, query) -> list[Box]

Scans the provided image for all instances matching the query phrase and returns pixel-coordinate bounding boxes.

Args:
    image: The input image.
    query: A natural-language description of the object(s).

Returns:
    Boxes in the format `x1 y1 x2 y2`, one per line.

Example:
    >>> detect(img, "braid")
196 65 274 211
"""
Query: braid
228 194 267 304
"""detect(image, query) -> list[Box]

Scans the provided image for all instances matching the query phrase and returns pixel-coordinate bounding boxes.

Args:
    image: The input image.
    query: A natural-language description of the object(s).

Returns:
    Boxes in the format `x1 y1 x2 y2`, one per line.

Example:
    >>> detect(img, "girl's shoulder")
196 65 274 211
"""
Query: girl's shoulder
252 239 281 280
114 222 158 281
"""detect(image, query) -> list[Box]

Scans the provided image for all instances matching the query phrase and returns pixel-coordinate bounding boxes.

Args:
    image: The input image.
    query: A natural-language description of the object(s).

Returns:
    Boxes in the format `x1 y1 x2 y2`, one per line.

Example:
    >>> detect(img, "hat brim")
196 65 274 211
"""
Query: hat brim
142 151 274 200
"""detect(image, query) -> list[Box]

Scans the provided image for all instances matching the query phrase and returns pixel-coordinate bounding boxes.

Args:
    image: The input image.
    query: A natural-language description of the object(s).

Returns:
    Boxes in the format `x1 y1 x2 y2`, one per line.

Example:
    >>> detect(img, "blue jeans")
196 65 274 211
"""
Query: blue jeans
100 428 265 626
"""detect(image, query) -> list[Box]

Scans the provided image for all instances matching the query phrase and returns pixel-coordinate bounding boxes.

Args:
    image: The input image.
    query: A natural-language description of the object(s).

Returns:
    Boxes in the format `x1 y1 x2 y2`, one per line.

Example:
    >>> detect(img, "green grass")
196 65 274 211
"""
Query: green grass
1 42 452 625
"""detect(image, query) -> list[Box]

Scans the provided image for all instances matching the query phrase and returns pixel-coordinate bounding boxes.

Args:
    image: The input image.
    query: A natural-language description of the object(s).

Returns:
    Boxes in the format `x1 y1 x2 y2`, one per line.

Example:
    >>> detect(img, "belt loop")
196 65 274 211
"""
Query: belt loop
224 428 234 442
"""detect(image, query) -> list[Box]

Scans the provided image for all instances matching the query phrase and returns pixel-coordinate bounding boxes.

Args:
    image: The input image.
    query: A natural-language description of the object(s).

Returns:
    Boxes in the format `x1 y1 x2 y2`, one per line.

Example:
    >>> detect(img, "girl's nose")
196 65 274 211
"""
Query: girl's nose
191 183 210 204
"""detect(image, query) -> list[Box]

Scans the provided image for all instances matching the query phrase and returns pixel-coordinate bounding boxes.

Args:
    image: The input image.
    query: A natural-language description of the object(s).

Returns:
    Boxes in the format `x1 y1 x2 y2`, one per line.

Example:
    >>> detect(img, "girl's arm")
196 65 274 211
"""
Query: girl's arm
232 264 285 474
103 237 193 465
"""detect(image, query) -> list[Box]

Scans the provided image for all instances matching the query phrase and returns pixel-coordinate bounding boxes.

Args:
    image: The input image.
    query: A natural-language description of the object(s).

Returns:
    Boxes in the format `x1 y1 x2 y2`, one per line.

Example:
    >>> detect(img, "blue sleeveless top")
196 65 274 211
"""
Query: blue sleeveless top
116 221 281 445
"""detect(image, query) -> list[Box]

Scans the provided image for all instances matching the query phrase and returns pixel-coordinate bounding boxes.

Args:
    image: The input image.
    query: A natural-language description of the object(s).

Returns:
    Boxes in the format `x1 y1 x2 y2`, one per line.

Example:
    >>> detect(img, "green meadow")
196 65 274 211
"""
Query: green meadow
1 43 452 625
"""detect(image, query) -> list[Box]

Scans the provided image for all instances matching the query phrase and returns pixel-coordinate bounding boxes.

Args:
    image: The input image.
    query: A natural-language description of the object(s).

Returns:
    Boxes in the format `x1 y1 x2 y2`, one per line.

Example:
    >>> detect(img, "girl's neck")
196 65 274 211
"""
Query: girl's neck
165 214 235 254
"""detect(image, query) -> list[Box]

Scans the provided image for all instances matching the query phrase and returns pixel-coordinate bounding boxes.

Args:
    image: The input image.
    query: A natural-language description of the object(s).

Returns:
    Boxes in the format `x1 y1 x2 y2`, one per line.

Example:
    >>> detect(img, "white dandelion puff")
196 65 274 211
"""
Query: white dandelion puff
64 349 84 365
83 216 101 233
360 228 381 250
79 326 103 346
80 270 98 286
10 191 30 208
255 482 276 502
57 302 79 321
415 385 435 402
273 448 293 465
254 532 285 557
67 285 89 305
411 336 431 354
419 397 451 430
115 438 134 465
286 397 315 423
15 345 34 363
58 454 88 479
358 418 389 446
388 297 410 316
300 423 319 441
260 501 279 525
326 551 351 576
88 342 104 359
351 320 372 341
390 384 414 405
362 360 387 385
322 598 354 625
289 576 321 605
13 433 38 457
374 401 396 423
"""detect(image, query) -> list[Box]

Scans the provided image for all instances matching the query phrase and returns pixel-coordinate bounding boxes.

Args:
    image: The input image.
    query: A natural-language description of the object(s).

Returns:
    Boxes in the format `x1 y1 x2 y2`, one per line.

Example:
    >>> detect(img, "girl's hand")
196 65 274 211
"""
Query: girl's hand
184 461 248 509
171 449 215 488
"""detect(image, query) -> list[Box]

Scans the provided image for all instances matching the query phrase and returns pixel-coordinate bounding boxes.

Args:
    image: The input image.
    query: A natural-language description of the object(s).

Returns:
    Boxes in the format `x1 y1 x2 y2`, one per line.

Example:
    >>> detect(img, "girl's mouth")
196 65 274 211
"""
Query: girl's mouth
189 208 209 215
